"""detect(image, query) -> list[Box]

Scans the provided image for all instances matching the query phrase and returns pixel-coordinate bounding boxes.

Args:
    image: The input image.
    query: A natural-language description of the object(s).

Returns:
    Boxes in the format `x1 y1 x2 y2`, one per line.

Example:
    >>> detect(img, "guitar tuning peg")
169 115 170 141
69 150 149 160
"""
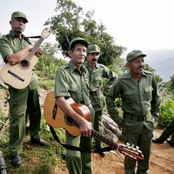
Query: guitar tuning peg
131 144 134 148
136 146 139 150
126 143 130 147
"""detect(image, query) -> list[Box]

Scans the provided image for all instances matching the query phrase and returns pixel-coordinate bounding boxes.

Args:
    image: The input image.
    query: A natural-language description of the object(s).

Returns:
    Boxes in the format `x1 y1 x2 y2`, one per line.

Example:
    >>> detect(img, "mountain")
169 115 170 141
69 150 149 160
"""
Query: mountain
144 49 174 82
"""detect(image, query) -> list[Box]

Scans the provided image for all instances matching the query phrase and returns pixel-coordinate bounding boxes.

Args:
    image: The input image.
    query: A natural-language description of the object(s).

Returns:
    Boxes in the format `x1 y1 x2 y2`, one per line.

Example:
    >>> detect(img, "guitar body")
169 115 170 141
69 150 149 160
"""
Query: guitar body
0 55 38 89
44 91 91 136
0 27 51 89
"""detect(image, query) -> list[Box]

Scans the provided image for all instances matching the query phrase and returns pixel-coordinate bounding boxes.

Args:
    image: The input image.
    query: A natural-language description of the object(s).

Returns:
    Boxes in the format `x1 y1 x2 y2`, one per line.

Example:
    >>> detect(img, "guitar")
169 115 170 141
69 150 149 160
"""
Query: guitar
44 91 144 161
0 27 51 89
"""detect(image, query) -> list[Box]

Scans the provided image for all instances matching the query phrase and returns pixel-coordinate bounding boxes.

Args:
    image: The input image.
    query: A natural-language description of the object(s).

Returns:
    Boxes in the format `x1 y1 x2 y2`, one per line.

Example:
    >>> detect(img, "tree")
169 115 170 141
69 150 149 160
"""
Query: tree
45 0 126 66
35 42 67 79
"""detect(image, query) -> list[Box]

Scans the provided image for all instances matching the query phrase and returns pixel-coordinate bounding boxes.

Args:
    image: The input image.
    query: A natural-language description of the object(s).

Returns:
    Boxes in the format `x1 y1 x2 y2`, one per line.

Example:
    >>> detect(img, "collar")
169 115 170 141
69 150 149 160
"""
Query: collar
9 30 31 44
68 60 87 73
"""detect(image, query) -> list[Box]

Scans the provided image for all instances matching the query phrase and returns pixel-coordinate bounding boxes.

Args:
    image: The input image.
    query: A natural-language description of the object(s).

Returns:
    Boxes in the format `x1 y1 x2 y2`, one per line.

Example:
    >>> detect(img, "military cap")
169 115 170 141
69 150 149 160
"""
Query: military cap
11 11 28 23
87 44 100 53
126 50 146 62
69 37 88 49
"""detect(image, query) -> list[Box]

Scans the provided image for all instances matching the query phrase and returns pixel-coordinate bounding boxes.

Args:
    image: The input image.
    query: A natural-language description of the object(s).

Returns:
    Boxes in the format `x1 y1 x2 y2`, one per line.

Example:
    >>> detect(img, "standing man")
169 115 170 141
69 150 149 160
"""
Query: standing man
84 44 116 157
55 37 94 174
106 50 160 174
152 117 174 147
0 11 46 167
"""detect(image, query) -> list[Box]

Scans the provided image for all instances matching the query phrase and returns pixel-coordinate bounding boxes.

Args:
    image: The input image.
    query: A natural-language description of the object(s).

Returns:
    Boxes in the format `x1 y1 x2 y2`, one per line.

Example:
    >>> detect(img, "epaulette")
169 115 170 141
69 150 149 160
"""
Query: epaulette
58 65 68 71
119 73 130 80
0 35 8 39
143 70 153 75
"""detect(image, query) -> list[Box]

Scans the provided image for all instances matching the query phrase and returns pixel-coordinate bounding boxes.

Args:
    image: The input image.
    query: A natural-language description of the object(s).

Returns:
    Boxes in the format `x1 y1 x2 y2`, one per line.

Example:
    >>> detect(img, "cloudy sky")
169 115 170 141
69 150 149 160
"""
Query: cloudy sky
0 0 174 57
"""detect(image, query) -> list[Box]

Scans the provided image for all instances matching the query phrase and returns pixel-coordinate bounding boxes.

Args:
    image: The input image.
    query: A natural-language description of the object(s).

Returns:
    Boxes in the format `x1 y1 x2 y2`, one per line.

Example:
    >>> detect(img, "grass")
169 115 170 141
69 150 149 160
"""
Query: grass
0 87 67 174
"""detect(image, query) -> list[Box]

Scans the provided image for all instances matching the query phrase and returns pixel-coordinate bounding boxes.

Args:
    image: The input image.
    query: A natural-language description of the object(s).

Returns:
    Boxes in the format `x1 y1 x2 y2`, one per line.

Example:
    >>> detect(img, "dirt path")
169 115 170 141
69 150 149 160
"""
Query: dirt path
54 129 174 174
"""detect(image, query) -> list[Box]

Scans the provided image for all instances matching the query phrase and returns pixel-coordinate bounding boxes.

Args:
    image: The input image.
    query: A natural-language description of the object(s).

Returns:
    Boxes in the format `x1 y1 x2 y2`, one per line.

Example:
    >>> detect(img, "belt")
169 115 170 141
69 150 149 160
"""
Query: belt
123 112 145 122
90 90 100 97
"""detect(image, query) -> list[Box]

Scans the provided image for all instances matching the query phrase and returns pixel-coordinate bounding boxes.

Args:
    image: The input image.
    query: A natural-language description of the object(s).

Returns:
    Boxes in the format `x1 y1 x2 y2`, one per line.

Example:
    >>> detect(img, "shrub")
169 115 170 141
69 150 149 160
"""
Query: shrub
159 98 174 127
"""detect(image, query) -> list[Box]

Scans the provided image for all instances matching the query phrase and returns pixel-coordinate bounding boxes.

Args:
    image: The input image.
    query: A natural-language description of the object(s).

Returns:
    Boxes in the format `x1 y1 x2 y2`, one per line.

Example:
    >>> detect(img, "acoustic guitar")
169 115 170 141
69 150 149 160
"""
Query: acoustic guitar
44 91 144 161
0 27 51 89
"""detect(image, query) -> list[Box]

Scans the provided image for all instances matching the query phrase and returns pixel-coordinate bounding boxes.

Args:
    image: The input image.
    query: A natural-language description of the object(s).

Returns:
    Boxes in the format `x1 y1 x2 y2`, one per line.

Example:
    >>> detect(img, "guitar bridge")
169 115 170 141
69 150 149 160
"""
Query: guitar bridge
8 70 25 82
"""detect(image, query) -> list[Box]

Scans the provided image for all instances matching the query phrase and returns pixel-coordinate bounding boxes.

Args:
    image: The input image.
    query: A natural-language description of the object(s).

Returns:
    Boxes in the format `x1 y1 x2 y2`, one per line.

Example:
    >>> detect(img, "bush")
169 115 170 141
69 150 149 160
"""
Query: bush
159 98 174 127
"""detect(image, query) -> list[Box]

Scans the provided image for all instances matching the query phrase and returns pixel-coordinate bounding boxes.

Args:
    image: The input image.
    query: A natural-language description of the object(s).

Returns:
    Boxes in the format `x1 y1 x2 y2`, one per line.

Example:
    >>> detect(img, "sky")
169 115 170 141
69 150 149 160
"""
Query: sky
0 0 174 58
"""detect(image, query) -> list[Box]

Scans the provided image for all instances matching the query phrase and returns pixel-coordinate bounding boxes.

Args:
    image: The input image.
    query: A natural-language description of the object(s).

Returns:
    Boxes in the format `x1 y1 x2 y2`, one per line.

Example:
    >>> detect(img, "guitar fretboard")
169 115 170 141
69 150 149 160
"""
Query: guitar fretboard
92 129 118 149
26 37 44 61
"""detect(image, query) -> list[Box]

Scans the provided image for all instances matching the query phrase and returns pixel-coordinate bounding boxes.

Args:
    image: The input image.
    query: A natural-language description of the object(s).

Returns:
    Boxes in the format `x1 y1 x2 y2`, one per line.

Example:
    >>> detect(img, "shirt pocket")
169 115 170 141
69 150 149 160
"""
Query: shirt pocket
124 90 138 103
68 84 79 101
94 76 102 88
144 86 153 101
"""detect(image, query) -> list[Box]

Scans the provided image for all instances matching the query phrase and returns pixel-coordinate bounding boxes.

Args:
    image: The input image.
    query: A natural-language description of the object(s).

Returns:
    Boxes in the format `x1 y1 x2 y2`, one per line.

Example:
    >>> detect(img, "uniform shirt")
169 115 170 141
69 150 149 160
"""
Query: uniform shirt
106 70 160 126
84 61 116 111
0 30 31 62
55 60 91 106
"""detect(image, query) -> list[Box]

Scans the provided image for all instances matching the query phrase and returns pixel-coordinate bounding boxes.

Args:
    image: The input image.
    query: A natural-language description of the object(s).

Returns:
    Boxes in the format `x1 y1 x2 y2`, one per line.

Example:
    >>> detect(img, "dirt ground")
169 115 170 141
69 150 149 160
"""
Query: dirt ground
53 129 174 174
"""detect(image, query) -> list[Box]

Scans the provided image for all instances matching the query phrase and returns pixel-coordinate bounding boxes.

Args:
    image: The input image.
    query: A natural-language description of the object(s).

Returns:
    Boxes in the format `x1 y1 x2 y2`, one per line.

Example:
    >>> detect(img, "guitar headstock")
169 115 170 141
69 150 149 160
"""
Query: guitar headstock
41 27 51 39
118 143 144 161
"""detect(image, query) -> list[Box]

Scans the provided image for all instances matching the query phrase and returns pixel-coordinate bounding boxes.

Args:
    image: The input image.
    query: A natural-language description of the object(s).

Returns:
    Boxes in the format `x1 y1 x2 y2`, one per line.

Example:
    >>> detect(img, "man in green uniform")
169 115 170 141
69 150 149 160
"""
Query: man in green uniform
0 11 46 167
106 50 160 174
84 44 116 157
55 37 94 174
152 117 174 147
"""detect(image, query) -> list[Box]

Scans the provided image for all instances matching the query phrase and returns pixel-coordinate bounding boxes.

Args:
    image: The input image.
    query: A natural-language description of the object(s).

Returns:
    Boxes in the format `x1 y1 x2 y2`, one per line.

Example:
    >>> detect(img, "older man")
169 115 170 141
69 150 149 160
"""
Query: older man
55 37 94 174
106 50 160 174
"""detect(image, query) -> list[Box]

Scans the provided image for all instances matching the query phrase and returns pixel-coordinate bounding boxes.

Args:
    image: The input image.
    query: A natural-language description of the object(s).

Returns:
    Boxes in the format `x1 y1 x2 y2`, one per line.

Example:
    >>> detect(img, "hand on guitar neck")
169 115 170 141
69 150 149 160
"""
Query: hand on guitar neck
55 96 93 137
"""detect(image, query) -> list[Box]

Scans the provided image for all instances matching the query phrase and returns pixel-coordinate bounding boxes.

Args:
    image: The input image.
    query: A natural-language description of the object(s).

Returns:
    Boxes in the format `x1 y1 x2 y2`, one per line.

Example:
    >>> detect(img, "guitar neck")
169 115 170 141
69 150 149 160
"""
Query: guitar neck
26 37 44 61
92 129 118 149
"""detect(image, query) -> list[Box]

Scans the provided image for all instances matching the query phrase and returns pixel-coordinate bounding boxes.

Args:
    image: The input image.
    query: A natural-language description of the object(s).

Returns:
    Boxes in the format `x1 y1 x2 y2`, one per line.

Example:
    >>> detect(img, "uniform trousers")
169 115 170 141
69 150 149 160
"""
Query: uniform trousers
122 119 153 174
8 74 41 155
93 109 103 147
159 117 174 142
65 105 94 174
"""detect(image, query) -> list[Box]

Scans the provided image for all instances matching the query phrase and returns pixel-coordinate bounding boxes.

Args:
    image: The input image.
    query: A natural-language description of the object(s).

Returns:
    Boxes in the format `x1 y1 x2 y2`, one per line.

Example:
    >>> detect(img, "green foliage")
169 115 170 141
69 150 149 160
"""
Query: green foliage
45 0 126 66
159 98 174 127
35 42 67 80
0 105 67 174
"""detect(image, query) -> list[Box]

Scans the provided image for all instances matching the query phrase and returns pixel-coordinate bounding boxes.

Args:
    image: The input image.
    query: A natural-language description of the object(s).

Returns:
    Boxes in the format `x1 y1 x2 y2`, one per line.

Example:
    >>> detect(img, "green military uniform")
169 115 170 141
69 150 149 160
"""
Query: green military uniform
158 117 174 142
0 31 41 155
55 60 94 174
106 70 160 174
84 61 116 147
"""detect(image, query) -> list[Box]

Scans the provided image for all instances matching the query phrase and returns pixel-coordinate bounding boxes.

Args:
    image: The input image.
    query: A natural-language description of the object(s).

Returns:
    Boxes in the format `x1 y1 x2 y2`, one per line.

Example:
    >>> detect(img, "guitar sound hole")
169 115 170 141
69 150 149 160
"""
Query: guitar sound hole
20 59 29 68
65 115 78 126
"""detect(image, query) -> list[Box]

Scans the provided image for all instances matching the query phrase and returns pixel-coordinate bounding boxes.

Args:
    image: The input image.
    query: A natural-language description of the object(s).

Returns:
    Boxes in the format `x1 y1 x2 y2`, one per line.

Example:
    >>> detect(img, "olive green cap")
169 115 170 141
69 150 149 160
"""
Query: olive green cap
69 37 88 49
126 50 146 62
11 11 28 23
87 44 100 53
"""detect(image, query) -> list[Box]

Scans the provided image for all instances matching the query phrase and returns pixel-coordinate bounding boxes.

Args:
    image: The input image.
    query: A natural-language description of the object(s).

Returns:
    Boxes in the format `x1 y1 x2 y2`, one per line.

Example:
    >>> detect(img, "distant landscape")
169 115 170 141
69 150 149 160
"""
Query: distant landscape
144 49 174 82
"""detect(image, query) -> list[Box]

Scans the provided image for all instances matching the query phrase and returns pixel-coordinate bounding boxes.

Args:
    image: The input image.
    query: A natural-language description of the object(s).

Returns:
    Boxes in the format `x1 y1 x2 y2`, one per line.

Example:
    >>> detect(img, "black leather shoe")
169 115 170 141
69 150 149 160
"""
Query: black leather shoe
166 140 174 147
95 146 106 157
152 138 164 144
11 155 22 167
30 138 47 146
